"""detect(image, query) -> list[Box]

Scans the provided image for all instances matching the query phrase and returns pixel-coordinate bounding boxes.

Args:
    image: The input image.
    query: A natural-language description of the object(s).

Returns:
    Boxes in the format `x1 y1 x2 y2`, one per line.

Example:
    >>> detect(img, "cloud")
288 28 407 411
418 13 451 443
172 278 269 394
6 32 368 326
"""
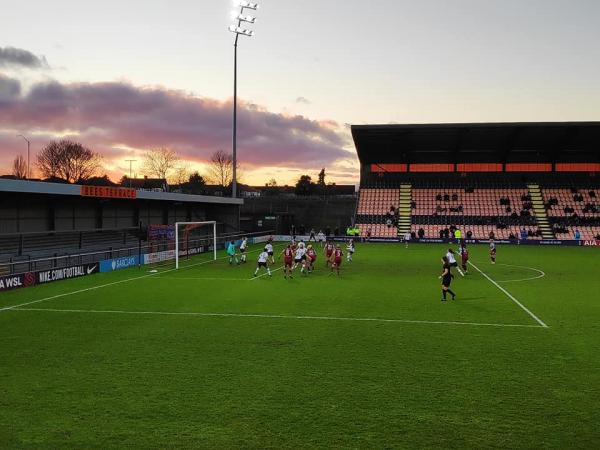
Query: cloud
0 76 357 181
295 96 311 105
0 74 21 104
0 47 49 69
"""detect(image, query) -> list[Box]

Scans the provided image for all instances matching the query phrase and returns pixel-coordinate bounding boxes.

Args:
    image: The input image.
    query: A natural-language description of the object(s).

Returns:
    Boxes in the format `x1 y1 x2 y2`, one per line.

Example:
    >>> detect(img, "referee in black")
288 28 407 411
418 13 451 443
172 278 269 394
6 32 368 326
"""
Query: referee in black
439 256 457 301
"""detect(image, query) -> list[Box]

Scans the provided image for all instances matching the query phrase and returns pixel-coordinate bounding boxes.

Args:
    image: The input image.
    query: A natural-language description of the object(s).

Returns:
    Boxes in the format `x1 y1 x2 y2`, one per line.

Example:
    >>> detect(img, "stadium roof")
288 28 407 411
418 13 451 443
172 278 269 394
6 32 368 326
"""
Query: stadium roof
0 179 244 205
351 122 600 164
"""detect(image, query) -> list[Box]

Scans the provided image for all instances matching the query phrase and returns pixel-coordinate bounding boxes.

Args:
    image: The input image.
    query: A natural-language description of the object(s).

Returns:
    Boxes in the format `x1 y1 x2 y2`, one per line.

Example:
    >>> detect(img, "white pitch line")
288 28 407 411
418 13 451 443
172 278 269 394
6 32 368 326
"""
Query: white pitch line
10 307 544 329
148 276 252 282
494 263 546 283
0 244 285 313
468 261 549 328
251 266 284 280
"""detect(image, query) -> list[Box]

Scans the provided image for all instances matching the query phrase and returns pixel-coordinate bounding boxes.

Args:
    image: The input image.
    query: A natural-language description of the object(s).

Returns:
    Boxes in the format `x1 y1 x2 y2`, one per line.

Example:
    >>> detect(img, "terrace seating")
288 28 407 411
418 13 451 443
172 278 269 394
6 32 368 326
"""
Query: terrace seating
542 189 599 219
541 187 599 240
355 223 398 238
0 229 142 263
564 226 600 240
357 181 541 239
357 189 400 215
412 188 531 217
411 224 541 240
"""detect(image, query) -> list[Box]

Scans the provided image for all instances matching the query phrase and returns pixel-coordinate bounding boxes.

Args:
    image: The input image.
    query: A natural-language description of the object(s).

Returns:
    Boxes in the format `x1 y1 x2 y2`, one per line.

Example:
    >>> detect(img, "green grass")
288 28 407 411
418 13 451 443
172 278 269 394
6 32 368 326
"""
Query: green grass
1 242 599 449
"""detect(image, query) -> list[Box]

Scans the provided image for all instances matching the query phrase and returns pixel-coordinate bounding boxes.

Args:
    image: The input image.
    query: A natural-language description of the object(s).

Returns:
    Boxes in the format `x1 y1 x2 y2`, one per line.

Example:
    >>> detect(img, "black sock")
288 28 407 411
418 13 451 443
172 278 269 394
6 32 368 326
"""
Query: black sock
448 289 456 297
442 290 447 299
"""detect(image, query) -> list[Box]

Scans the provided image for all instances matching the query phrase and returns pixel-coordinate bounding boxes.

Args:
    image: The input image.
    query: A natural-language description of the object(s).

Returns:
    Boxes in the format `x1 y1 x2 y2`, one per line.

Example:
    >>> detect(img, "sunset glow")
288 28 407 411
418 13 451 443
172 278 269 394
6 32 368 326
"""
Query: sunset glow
2 0 599 185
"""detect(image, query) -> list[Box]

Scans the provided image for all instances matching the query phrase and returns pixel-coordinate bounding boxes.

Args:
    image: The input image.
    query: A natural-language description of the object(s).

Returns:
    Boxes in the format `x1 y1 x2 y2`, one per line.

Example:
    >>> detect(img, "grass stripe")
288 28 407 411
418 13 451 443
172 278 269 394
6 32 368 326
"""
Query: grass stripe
468 260 549 328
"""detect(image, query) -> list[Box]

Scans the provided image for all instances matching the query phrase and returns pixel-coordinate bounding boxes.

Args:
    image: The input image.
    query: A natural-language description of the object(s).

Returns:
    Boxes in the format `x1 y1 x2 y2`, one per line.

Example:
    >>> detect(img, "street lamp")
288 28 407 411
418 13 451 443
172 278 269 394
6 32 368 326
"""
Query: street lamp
125 159 137 187
228 0 259 198
16 134 30 179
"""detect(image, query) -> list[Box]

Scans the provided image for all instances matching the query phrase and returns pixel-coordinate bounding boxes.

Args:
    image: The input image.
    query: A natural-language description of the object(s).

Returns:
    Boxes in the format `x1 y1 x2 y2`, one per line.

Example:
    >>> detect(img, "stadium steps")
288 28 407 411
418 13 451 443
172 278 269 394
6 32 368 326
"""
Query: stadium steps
527 183 555 239
397 184 412 236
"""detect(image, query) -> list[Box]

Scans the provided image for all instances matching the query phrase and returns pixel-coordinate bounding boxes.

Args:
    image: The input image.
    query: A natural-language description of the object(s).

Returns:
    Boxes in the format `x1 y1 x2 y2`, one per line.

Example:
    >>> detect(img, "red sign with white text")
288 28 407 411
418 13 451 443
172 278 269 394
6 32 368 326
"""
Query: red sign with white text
80 185 137 199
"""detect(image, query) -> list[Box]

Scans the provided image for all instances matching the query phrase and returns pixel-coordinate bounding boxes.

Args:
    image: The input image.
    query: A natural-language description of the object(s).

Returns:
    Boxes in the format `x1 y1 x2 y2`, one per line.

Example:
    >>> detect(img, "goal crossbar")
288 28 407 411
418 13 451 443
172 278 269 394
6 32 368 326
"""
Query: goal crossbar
174 221 217 269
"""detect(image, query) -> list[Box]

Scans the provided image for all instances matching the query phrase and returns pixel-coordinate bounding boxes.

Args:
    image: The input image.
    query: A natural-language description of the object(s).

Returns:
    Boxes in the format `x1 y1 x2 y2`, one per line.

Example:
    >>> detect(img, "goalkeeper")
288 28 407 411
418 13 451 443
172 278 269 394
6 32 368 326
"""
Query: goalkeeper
227 241 239 265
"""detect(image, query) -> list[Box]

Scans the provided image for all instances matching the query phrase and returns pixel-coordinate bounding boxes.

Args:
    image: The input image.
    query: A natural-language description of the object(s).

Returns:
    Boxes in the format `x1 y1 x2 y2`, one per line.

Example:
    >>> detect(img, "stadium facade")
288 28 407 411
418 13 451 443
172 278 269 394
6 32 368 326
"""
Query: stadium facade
0 178 243 282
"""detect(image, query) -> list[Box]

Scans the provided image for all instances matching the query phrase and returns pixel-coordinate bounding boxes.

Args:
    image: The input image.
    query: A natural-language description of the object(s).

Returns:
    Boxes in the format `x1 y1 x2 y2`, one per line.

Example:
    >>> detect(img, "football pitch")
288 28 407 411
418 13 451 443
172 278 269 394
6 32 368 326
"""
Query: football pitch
1 242 599 448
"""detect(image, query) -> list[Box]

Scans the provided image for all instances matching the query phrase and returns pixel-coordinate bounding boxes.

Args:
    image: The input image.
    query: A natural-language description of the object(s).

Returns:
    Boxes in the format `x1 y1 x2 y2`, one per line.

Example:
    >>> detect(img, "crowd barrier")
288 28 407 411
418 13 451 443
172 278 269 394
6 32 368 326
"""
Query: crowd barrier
1 263 99 292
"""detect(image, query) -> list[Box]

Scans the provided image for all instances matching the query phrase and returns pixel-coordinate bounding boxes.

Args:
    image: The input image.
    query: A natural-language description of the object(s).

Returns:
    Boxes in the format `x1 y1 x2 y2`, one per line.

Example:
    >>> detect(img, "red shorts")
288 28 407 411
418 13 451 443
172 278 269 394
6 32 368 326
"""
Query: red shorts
326 251 333 258
333 258 342 267
309 255 316 262
284 258 293 267
462 255 468 263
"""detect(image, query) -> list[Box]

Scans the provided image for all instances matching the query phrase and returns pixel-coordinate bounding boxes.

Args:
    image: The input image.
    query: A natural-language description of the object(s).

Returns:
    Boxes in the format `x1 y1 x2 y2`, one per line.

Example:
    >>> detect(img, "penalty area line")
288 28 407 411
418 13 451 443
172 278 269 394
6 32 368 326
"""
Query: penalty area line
468 261 549 328
10 307 545 329
250 265 284 280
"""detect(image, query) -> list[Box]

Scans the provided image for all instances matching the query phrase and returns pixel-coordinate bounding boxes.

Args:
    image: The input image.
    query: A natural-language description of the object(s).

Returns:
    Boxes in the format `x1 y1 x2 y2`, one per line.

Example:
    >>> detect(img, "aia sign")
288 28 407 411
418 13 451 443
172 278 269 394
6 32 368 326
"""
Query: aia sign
581 240 600 246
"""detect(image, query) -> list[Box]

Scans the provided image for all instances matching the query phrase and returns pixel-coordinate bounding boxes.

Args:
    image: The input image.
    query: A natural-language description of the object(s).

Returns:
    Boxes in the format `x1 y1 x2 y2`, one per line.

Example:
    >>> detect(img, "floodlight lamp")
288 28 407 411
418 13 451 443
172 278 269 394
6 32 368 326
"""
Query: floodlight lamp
237 14 256 23
239 1 258 10
228 25 254 37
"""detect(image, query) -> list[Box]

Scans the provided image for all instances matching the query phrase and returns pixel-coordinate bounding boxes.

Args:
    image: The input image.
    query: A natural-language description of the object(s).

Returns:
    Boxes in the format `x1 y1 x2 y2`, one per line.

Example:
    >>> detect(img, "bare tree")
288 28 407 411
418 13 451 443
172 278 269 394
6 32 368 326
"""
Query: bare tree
206 150 242 187
142 147 179 180
36 140 101 183
12 155 27 179
170 165 190 186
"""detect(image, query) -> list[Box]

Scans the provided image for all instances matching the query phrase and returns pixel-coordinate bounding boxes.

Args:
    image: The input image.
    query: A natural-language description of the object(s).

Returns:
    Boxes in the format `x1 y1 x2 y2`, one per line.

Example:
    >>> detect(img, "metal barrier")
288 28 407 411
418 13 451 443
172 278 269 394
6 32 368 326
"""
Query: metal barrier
0 230 274 276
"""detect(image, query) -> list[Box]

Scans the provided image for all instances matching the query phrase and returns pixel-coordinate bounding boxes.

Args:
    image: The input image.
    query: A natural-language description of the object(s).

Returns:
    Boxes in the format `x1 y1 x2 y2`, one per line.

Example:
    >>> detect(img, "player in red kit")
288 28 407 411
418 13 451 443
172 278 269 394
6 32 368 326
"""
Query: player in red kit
280 244 294 279
306 244 317 273
324 241 334 267
330 245 343 276
458 242 469 274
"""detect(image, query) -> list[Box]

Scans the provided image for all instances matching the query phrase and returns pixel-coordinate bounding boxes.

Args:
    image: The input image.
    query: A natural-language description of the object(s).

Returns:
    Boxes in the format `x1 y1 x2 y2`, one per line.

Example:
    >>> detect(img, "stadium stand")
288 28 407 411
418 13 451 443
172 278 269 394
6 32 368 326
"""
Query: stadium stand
541 184 600 240
0 178 243 273
351 122 600 240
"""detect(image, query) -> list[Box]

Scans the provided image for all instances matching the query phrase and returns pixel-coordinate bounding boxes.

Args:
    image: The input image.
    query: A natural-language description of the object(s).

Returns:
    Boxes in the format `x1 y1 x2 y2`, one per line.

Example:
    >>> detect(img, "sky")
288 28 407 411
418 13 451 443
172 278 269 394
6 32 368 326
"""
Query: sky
1 0 599 185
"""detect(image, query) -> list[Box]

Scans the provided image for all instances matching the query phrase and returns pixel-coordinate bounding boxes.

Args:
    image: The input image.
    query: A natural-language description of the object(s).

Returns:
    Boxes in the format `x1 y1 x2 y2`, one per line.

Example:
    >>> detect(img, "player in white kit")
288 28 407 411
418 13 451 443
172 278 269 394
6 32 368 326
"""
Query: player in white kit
264 241 275 264
253 249 272 277
294 242 308 274
346 239 355 262
239 237 248 263
446 248 463 276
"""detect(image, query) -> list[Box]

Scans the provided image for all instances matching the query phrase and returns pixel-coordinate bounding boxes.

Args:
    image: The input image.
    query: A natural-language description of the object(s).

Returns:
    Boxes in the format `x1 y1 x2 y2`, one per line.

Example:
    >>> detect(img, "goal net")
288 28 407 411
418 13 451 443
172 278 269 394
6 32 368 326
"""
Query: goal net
175 221 217 269
142 222 275 271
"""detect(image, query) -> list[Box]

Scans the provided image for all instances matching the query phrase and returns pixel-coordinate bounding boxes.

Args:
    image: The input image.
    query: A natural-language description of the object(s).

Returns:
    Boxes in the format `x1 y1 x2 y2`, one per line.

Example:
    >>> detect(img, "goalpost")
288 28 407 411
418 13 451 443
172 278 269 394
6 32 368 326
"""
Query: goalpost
174 221 217 269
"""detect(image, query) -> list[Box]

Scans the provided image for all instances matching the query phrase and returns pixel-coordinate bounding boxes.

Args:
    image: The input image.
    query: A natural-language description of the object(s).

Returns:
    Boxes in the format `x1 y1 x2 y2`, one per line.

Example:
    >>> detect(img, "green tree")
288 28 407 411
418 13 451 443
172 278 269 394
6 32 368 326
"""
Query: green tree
187 171 206 194
318 168 326 186
317 168 326 196
295 175 314 196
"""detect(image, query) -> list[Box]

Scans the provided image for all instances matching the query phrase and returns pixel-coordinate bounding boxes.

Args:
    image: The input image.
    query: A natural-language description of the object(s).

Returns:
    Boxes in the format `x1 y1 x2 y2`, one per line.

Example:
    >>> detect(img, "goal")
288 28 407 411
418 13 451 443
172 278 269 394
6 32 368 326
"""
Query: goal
174 221 217 269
